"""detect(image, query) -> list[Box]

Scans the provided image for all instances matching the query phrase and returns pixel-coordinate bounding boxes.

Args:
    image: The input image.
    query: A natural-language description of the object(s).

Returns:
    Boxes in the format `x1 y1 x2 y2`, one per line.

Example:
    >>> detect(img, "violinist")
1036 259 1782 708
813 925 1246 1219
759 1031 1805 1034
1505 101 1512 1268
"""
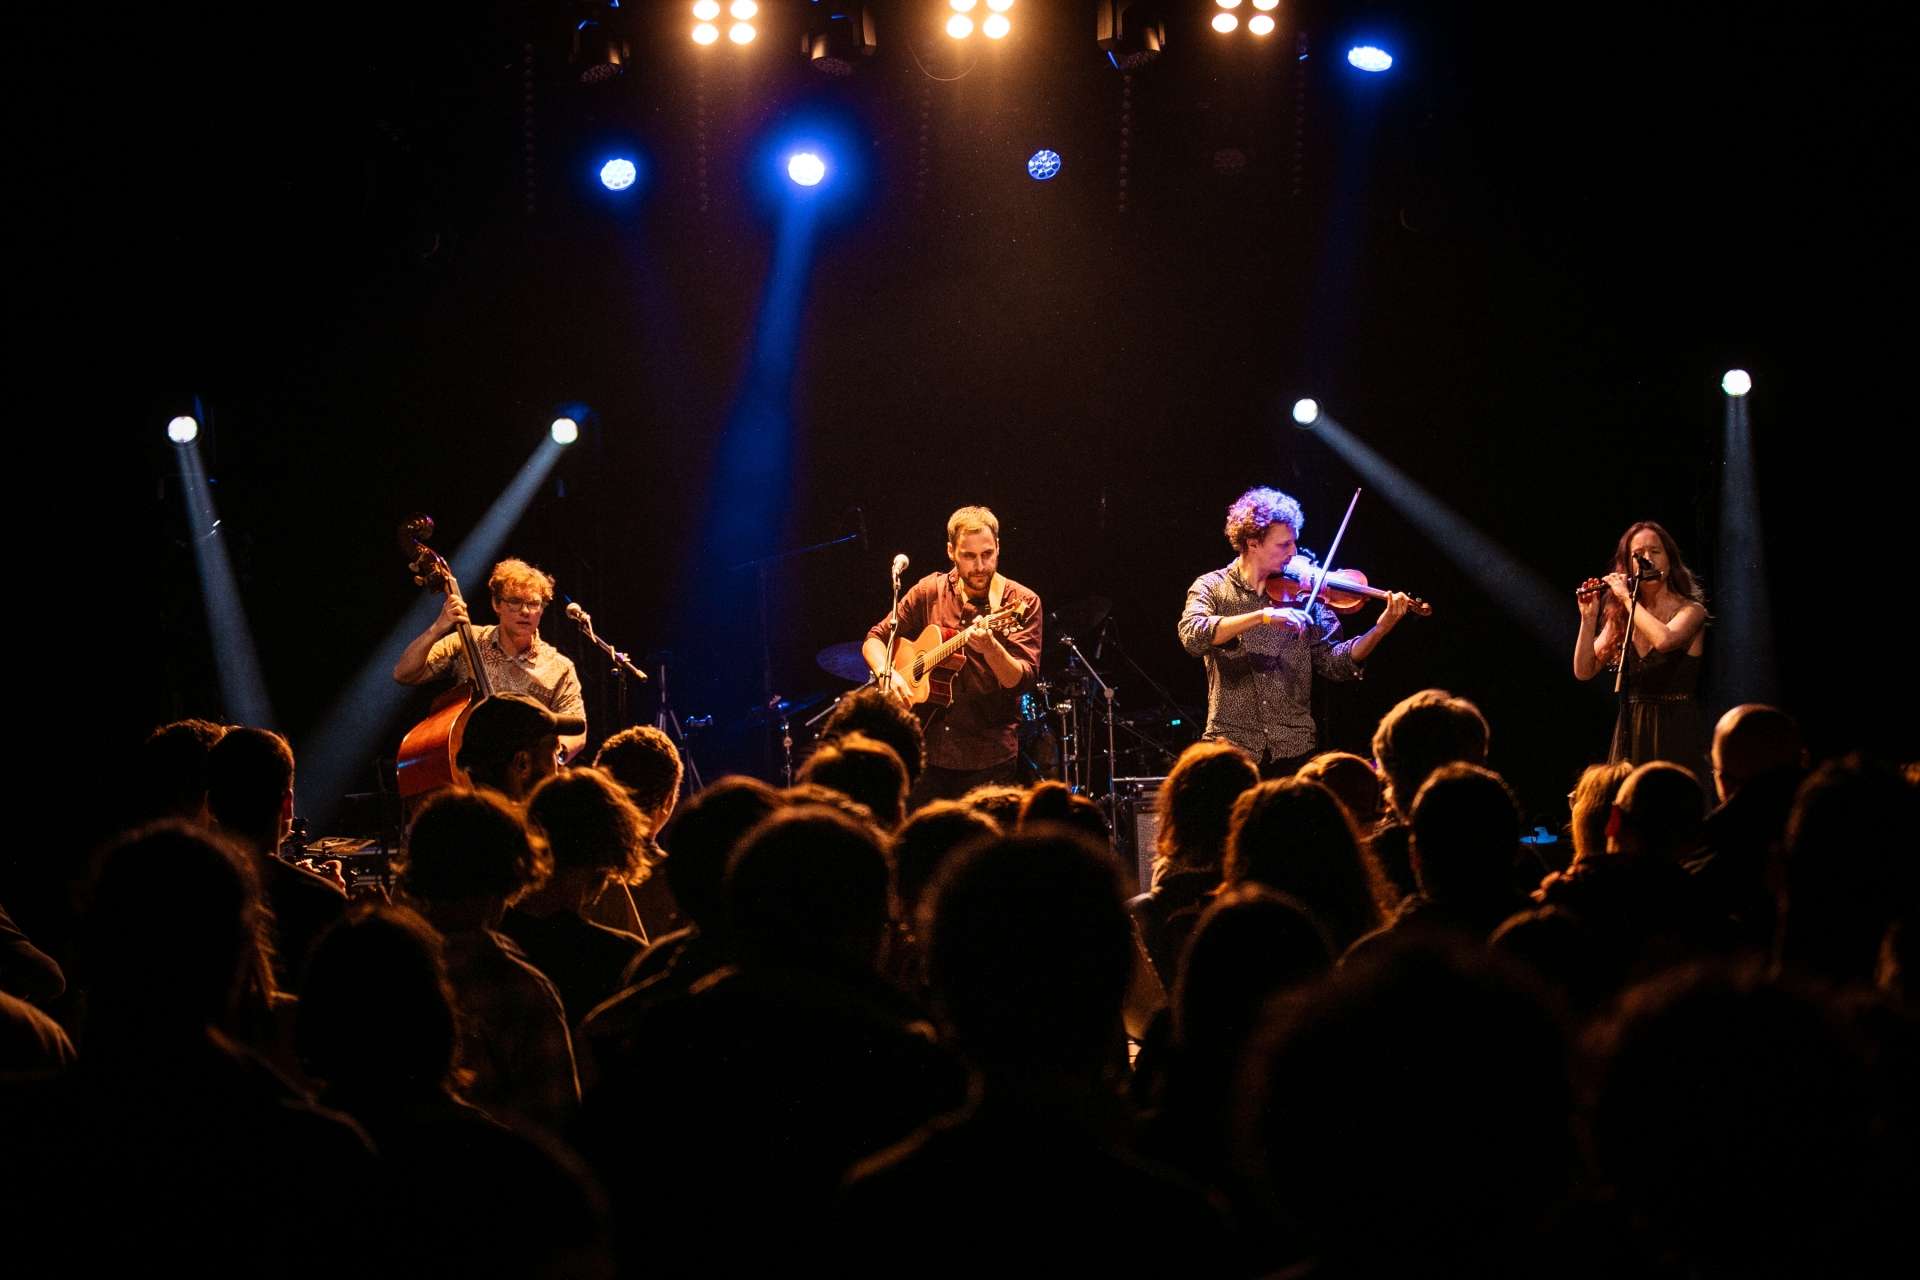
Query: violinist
1573 520 1709 773
1178 487 1412 775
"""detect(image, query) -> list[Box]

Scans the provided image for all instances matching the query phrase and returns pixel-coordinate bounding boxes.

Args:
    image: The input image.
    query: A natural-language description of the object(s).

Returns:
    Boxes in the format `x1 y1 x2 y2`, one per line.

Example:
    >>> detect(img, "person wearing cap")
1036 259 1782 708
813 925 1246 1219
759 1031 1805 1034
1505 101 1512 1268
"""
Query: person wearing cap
457 693 587 801
394 557 587 761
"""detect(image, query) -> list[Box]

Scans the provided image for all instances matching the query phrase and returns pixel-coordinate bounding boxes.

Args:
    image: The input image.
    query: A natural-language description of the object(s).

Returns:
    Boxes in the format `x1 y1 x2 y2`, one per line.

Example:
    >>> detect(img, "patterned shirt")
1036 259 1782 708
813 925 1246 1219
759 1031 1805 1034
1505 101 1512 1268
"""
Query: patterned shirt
1178 562 1363 760
867 571 1043 772
423 625 585 727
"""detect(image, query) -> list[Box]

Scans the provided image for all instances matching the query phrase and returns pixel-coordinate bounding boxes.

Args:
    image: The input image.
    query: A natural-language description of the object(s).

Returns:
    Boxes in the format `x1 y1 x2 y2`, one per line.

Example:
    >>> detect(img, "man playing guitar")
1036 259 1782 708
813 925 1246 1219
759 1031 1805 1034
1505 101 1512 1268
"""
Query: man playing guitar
863 506 1042 806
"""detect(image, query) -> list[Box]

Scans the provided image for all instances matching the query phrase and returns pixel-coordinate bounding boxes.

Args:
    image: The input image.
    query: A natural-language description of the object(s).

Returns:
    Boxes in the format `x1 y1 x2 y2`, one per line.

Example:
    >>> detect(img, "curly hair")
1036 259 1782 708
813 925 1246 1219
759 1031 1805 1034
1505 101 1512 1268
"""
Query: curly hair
1224 487 1305 553
593 725 685 814
401 787 551 905
487 558 556 605
525 767 652 884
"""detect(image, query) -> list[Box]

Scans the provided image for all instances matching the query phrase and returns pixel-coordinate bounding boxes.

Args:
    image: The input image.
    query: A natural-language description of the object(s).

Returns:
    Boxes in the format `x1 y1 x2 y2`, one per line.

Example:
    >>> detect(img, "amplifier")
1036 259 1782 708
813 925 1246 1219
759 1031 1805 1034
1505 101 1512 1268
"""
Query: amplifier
1110 775 1167 893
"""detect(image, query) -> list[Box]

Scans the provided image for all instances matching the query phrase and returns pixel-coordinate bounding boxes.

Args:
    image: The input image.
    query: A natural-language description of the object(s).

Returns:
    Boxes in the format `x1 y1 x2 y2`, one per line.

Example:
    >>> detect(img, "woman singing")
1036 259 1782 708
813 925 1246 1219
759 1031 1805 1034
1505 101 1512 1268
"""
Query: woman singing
1573 521 1709 771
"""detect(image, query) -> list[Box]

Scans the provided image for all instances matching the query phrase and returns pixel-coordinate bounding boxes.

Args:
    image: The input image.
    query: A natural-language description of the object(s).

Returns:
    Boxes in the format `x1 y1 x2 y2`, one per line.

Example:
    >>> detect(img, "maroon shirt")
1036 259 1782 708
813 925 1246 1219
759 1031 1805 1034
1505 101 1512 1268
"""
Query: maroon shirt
867 571 1043 771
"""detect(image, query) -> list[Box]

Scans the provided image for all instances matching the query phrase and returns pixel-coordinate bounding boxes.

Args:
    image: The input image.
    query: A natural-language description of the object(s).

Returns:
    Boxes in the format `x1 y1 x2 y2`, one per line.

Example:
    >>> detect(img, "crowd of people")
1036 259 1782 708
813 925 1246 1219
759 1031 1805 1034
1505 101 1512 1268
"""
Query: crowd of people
2 680 1913 1277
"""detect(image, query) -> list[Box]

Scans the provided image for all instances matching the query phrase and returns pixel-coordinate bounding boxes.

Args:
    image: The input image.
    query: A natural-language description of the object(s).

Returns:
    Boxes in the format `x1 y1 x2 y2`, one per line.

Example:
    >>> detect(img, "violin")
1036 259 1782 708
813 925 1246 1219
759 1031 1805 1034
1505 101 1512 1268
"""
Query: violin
1264 555 1433 617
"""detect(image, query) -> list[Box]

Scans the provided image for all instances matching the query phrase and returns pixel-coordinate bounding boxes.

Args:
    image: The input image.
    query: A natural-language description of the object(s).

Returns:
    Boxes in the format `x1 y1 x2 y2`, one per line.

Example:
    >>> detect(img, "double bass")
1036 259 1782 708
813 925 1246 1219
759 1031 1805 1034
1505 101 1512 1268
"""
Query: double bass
395 516 491 799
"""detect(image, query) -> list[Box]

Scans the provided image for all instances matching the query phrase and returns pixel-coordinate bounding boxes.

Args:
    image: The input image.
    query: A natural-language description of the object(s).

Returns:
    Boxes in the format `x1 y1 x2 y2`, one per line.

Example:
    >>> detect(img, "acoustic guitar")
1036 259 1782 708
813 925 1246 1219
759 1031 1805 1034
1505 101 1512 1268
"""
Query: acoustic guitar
883 597 1034 708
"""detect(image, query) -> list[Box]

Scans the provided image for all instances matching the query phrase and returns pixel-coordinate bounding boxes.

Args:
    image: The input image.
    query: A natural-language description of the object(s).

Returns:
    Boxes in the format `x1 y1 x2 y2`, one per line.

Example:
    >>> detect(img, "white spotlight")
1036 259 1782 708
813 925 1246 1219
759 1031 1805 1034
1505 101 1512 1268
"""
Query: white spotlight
1721 369 1752 397
693 0 720 18
1291 398 1320 426
1249 14 1275 34
692 23 719 44
987 0 1014 11
787 152 827 186
728 21 755 44
950 0 977 10
983 13 1010 37
729 0 757 17
551 417 580 445
167 415 199 444
1211 13 1238 33
947 14 974 38
1253 0 1279 8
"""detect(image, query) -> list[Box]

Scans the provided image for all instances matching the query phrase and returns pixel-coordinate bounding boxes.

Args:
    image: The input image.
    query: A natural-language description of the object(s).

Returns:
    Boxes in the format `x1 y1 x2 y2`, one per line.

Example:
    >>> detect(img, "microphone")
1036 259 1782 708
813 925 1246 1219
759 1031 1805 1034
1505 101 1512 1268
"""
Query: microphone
1633 553 1662 580
891 553 909 581
565 601 591 627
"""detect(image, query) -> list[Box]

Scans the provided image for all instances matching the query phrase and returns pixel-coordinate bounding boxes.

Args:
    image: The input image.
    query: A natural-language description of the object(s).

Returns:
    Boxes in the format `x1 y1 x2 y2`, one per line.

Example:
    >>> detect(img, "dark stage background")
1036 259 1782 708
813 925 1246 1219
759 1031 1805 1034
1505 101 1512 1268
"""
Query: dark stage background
67 1 1907 838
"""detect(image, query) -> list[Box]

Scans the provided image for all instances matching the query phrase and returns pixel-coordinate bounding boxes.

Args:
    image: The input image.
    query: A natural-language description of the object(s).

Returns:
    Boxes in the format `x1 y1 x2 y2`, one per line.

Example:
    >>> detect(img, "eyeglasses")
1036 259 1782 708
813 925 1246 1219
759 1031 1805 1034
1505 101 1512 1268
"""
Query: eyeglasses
497 596 547 613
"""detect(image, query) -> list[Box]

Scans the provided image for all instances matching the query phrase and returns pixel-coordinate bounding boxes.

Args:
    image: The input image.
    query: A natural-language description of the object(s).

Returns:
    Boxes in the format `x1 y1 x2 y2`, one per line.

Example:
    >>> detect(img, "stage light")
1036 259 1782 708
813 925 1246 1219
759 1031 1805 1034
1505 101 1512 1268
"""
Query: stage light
730 0 757 17
168 415 199 444
551 417 580 445
984 13 1009 38
600 158 637 191
729 21 756 43
1292 398 1320 426
951 0 977 10
693 23 719 44
1348 45 1393 72
1722 369 1752 397
1098 2 1167 71
787 152 826 186
947 14 973 38
1253 0 1278 8
1027 149 1061 179
987 0 1013 11
694 0 720 18
1212 13 1238 33
1249 14 1275 34
1216 0 1242 7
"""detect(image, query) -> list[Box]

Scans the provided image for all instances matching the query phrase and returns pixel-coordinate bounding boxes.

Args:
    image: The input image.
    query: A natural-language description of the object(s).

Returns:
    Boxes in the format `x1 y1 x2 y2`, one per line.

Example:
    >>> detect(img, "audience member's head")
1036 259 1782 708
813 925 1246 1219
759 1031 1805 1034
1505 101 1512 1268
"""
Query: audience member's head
1711 704 1807 803
656 776 784 931
1244 942 1571 1271
456 694 582 799
1488 905 1614 1017
1606 761 1706 859
400 788 550 916
726 806 891 973
297 904 458 1101
1371 689 1491 821
1154 741 1259 884
1409 762 1522 911
959 783 1028 828
1589 965 1889 1275
891 801 1000 920
1174 886 1332 1056
136 718 227 823
205 726 294 853
1018 780 1111 846
592 725 684 824
1224 778 1386 947
1568 761 1633 865
798 732 910 831
925 830 1132 1077
1296 751 1384 830
819 685 927 786
1778 754 1919 985
82 821 268 1037
525 767 652 891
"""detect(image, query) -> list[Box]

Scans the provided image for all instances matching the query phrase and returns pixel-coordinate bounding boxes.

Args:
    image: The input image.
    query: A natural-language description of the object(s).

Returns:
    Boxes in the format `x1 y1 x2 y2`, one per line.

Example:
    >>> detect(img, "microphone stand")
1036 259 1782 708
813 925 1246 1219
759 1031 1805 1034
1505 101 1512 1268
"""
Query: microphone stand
881 563 905 690
1611 562 1654 698
1057 632 1118 824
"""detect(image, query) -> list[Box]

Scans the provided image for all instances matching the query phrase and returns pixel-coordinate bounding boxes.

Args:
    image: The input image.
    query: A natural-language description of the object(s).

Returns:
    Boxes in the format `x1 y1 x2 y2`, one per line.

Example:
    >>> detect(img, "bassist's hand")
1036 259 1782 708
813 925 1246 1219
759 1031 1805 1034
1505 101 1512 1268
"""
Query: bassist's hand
436 593 470 635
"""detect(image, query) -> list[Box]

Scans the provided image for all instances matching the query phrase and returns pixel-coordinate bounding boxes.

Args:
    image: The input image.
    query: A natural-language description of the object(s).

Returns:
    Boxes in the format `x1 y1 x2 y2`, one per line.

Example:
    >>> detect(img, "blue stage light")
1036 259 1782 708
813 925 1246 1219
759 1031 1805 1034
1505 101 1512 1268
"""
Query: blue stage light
1292 398 1320 426
1348 46 1393 72
600 158 637 191
1721 369 1752 397
167 415 199 444
1027 149 1061 180
551 417 580 445
787 152 827 187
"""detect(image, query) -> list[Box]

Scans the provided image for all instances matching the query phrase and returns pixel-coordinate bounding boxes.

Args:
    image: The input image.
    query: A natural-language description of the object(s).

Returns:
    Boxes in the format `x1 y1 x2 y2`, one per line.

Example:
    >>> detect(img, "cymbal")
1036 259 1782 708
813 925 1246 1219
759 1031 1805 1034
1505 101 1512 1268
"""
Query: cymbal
745 690 833 724
1048 596 1112 641
816 641 872 685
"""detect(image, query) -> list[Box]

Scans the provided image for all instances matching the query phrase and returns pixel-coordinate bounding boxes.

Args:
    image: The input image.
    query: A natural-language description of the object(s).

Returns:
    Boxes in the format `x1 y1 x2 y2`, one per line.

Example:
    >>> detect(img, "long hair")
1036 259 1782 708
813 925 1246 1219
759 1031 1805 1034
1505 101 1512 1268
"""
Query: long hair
1608 521 1707 624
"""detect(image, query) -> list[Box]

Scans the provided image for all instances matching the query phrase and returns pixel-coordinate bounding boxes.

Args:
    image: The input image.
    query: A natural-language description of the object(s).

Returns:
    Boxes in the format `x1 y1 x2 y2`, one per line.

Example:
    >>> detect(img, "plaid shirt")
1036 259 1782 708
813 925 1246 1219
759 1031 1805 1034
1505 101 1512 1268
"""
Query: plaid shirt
441 929 580 1133
1178 561 1363 760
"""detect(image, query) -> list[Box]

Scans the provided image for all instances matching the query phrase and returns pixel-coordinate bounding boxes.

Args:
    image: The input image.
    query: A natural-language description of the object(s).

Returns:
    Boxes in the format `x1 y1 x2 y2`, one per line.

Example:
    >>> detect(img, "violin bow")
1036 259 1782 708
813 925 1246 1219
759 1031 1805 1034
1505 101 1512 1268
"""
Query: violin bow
1299 488 1362 620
